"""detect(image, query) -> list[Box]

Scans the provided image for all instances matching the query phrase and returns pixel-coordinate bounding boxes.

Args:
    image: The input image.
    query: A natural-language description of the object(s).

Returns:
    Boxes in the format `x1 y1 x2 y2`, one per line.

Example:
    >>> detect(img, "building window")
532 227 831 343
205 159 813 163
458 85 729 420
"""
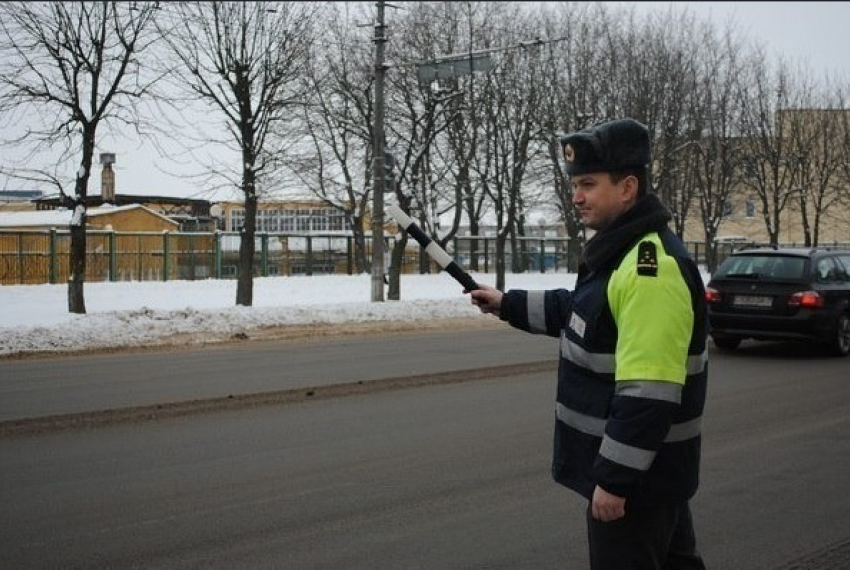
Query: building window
258 209 282 233
312 209 328 231
229 205 352 233
746 200 755 218
231 209 245 232
295 210 310 231
329 211 346 231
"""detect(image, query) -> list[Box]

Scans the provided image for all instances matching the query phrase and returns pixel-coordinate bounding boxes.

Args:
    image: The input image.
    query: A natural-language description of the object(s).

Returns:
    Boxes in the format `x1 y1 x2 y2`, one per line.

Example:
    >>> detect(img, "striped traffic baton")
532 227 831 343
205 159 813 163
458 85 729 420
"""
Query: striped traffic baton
386 204 480 291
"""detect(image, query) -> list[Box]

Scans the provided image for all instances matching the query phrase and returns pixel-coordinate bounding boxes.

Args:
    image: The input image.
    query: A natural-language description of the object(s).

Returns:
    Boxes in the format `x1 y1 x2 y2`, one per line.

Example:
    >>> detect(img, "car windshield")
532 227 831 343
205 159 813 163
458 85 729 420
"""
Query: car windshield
714 254 806 279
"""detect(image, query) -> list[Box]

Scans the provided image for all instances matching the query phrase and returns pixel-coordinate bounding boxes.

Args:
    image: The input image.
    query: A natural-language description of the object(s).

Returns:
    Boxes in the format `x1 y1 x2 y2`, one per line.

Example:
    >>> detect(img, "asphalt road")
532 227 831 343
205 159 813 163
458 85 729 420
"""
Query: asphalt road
2 333 850 569
0 326 557 423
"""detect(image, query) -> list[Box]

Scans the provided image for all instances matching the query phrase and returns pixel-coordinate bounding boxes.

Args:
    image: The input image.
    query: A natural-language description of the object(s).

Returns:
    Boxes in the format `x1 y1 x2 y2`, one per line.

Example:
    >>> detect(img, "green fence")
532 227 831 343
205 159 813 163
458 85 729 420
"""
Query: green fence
4 228 843 285
0 230 369 285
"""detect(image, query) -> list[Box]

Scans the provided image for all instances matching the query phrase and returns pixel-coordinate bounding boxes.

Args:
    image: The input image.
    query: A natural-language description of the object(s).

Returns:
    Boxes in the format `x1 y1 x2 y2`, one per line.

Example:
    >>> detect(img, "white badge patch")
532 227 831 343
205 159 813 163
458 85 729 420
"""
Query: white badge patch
569 312 586 339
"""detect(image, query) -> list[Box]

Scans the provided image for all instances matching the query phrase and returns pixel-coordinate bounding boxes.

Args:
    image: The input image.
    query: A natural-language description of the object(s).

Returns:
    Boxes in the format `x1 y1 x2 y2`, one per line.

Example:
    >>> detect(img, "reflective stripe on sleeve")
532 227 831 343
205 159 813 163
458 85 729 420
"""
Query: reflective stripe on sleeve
665 417 702 442
527 290 547 333
688 351 709 375
600 435 656 471
616 380 682 404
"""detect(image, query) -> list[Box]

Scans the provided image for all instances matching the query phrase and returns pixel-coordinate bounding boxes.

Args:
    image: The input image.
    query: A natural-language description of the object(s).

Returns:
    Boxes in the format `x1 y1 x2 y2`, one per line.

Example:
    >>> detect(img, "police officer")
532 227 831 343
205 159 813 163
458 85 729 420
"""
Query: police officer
467 118 708 569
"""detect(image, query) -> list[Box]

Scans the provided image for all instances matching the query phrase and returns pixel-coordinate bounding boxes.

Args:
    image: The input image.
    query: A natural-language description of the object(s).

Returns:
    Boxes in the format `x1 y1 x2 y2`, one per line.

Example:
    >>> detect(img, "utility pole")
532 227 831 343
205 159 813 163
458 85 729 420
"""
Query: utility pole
371 0 387 302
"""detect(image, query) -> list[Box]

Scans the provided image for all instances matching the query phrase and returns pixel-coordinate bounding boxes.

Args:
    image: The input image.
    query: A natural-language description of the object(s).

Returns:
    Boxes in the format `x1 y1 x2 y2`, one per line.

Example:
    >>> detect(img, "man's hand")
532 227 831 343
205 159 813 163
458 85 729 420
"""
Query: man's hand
465 284 503 317
591 485 626 522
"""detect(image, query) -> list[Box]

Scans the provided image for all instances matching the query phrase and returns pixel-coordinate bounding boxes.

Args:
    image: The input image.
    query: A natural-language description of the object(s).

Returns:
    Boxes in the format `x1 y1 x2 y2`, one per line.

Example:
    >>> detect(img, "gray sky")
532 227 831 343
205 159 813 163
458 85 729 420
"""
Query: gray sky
3 1 850 200
628 1 850 78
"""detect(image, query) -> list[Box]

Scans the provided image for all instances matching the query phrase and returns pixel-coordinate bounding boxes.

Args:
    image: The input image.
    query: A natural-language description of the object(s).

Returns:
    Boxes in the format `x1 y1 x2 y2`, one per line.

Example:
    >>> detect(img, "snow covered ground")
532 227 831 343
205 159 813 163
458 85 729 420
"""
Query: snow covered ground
0 272 581 357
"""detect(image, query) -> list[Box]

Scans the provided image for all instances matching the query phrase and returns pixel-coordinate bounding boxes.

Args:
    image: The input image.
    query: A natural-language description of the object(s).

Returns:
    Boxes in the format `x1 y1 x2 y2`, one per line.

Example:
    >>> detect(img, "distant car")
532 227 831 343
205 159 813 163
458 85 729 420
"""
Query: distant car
705 247 850 356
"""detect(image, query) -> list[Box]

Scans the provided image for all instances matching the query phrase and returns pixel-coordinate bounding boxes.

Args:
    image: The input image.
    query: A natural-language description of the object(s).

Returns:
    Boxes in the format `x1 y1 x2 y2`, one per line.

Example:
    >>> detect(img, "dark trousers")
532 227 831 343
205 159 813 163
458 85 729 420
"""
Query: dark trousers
586 501 706 570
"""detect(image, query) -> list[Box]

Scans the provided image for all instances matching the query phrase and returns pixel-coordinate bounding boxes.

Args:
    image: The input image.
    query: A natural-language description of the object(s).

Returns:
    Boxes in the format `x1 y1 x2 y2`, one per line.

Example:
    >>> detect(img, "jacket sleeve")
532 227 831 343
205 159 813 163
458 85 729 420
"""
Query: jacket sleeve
499 289 572 338
592 239 694 498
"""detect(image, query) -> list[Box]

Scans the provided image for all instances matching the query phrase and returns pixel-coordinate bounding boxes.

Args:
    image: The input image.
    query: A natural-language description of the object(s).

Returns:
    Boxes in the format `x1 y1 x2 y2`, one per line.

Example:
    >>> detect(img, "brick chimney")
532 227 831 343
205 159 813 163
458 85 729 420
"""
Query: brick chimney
100 152 116 202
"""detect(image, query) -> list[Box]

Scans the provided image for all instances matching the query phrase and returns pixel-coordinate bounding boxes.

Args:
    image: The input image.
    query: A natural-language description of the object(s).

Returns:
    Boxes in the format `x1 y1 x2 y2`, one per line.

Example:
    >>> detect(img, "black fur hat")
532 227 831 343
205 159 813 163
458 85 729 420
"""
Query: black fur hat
559 118 651 176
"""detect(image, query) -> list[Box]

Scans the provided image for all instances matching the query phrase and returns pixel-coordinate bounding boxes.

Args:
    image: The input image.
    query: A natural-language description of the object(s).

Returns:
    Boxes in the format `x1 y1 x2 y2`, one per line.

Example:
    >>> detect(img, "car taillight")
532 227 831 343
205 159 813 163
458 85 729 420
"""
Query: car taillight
705 287 722 304
788 291 824 308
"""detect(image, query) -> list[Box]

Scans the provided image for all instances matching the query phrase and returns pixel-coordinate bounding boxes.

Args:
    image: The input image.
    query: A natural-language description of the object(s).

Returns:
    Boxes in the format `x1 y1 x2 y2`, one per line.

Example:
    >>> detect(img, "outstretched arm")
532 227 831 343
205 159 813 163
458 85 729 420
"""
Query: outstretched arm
466 284 503 317
467 285 571 338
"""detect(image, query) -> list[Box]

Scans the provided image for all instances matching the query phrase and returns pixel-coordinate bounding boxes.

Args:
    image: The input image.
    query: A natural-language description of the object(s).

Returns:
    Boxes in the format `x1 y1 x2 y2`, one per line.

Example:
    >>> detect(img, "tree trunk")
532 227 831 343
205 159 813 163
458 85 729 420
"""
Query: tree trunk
351 221 369 274
236 191 257 306
495 232 508 292
387 233 407 301
67 131 95 314
67 218 87 314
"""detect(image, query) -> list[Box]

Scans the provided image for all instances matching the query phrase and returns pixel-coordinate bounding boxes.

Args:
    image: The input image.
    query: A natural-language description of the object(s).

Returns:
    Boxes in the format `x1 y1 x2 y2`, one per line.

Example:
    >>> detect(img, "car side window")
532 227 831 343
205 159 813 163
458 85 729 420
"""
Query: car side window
816 257 840 283
836 255 850 281
816 258 830 282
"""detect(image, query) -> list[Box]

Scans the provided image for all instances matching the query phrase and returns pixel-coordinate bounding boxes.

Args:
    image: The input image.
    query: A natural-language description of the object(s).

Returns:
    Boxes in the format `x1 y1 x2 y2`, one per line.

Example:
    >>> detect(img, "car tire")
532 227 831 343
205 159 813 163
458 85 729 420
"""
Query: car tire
712 334 741 350
828 313 850 357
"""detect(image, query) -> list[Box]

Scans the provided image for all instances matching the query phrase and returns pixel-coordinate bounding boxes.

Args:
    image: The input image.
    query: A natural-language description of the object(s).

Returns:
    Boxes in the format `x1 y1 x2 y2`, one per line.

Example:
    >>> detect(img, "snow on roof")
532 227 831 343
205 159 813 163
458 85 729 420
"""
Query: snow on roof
0 204 179 228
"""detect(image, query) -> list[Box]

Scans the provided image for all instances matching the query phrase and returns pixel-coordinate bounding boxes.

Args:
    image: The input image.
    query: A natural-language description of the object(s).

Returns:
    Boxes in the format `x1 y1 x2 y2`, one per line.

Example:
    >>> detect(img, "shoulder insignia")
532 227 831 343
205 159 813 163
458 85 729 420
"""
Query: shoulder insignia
637 241 658 277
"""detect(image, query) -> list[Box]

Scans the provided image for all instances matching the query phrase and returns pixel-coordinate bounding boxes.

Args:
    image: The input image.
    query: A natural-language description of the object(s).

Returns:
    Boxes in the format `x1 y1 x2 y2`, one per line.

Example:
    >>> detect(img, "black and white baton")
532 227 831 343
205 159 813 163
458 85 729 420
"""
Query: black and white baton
386 204 480 291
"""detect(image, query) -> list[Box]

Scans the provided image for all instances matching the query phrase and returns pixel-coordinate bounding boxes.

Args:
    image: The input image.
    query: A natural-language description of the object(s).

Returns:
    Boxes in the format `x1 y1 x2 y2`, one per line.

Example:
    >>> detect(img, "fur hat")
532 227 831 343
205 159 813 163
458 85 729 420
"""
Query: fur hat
559 118 651 176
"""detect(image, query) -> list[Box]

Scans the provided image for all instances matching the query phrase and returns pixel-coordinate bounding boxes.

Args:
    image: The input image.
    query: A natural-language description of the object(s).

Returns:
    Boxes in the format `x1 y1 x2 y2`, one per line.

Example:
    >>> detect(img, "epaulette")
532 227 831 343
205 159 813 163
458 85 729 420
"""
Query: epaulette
637 241 658 277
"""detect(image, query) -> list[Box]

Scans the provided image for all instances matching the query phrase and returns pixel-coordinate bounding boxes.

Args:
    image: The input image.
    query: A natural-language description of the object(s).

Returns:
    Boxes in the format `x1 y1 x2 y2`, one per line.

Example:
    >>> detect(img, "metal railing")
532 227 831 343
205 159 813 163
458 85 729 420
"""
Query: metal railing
4 228 843 286
0 230 370 285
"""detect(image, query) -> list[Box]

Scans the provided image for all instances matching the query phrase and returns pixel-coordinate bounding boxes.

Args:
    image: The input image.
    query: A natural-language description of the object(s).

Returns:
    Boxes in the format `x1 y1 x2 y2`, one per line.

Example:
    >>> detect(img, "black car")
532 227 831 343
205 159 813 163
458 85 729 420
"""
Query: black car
706 247 850 356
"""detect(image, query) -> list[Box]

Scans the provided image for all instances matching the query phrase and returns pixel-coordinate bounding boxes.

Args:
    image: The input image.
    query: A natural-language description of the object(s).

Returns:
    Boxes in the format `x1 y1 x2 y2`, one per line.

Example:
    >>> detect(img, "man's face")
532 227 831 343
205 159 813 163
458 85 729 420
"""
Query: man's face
571 172 637 231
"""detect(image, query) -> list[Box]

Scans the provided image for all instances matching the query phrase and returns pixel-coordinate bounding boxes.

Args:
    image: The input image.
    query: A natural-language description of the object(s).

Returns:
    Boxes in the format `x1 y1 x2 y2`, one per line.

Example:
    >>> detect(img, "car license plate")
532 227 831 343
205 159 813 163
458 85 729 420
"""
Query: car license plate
733 295 772 308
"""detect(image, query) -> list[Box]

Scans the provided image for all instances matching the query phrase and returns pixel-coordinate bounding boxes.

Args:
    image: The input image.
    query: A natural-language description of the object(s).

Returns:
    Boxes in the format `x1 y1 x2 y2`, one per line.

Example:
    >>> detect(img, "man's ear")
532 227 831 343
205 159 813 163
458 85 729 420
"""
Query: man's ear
621 174 639 202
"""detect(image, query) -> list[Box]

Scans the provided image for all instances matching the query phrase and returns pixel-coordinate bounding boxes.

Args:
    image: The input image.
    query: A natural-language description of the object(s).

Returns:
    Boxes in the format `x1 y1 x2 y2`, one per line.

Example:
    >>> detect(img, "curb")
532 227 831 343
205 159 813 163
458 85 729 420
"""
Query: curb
0 360 557 437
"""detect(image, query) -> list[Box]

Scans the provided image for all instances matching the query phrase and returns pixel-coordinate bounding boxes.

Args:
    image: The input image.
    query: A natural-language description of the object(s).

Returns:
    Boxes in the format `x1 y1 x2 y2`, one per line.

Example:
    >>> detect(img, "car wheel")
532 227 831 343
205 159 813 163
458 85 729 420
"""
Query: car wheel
712 334 741 350
828 313 850 357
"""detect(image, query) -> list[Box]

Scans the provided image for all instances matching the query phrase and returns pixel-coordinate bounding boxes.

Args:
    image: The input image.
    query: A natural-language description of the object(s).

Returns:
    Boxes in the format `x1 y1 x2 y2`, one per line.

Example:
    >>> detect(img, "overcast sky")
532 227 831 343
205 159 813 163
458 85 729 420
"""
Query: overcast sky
629 1 850 77
2 1 849 201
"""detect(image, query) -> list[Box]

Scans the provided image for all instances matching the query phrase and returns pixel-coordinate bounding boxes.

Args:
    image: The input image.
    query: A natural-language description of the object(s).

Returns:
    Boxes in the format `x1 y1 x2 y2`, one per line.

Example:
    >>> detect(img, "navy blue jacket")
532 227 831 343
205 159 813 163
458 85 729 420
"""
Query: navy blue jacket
500 194 708 506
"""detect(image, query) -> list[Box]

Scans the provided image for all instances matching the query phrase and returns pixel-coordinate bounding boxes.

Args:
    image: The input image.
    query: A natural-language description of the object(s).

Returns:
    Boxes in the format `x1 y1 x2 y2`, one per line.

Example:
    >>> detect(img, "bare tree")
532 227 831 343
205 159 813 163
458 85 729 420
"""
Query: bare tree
288 2 375 276
382 2 472 299
683 20 750 271
470 6 546 291
0 1 159 313
836 87 850 221
782 83 849 246
535 3 605 268
156 1 317 306
737 57 801 246
429 1 496 275
632 8 704 230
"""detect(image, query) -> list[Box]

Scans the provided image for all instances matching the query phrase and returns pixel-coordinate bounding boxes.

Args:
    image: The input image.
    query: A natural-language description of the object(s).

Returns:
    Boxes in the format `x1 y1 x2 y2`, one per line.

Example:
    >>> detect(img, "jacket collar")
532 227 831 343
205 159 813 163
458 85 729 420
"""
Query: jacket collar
582 193 672 272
